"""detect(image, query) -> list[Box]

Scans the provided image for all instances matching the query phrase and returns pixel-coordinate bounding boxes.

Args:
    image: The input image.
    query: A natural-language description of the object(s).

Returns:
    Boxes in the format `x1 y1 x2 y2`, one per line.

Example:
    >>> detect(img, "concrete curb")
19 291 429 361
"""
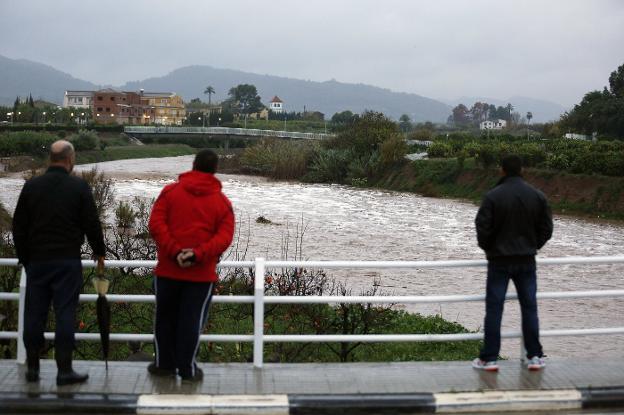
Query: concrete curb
1 387 624 414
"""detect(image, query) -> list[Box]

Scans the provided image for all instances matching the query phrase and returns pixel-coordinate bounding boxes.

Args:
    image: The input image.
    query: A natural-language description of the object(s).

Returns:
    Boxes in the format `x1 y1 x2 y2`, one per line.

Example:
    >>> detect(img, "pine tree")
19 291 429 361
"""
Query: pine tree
29 93 34 107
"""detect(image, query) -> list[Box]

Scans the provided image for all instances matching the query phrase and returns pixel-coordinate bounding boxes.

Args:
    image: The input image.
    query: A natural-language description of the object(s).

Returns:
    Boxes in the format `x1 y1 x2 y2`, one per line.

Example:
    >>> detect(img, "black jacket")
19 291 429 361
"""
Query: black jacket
475 175 553 263
12 166 105 265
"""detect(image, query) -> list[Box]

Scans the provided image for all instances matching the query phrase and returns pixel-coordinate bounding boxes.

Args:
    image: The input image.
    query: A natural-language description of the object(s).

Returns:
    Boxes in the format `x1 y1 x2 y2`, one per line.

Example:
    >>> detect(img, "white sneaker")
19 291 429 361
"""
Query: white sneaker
527 356 546 371
472 358 499 371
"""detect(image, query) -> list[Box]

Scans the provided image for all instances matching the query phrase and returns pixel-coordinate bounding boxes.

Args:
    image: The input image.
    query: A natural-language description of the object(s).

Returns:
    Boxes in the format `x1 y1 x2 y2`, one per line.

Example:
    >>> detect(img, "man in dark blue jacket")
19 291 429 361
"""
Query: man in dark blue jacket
472 155 553 372
12 140 105 385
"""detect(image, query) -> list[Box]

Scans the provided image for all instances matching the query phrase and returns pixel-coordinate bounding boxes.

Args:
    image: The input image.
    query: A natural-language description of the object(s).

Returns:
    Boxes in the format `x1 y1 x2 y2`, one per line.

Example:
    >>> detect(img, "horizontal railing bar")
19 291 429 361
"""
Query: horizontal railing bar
76 294 255 304
3 291 624 304
3 256 624 270
3 327 624 343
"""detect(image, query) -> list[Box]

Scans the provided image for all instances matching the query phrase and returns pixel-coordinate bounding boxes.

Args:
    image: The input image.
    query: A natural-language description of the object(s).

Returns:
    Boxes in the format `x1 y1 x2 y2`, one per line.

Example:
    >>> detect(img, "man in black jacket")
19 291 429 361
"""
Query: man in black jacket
12 140 106 385
472 155 553 372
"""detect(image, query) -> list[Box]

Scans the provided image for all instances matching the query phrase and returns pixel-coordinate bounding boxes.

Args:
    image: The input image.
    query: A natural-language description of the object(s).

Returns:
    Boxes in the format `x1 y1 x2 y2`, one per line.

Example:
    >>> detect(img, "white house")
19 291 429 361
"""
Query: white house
479 119 507 130
269 96 284 113
63 91 93 109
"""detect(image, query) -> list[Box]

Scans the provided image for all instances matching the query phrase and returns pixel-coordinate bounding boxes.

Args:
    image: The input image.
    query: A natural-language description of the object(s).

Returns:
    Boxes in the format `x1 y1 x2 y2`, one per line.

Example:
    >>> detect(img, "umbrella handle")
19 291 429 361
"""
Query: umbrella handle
96 256 105 277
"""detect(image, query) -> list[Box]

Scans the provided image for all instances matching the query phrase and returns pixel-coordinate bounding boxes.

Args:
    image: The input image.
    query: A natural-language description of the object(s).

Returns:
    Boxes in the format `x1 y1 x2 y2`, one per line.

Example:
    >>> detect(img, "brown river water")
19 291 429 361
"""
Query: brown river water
1 155 623 358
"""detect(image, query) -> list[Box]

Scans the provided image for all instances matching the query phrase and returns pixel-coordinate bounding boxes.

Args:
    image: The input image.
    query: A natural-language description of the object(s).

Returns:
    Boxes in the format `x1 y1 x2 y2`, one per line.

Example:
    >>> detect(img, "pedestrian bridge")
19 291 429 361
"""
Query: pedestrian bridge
123 126 334 141
1 256 624 413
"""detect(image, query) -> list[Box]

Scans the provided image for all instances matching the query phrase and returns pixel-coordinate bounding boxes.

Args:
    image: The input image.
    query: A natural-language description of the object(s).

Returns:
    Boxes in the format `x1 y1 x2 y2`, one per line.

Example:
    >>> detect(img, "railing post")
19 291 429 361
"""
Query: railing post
16 267 26 364
253 257 265 368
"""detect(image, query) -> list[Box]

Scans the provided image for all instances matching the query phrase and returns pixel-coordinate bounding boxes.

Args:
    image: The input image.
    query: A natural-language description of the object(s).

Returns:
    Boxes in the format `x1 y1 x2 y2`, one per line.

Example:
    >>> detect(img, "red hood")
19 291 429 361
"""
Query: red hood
178 170 222 196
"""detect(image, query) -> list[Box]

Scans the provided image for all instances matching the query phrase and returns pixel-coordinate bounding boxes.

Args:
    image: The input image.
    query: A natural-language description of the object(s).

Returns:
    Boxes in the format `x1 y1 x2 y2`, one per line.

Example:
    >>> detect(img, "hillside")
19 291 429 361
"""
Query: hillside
0 55 99 105
121 65 452 122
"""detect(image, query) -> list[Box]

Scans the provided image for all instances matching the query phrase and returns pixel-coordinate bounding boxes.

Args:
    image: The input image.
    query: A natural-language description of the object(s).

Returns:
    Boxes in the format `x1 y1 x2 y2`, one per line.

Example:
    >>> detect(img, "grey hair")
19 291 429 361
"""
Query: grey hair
49 141 75 163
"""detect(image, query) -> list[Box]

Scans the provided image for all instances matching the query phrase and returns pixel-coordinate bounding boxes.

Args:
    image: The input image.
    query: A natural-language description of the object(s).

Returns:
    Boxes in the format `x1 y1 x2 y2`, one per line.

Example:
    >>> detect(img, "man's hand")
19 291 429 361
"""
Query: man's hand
176 249 196 268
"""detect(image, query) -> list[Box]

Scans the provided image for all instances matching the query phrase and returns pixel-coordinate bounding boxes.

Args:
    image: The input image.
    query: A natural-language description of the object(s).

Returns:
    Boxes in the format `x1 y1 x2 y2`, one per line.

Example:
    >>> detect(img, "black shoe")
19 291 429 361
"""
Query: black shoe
147 362 176 377
55 348 88 386
26 350 40 382
56 370 89 386
180 367 203 383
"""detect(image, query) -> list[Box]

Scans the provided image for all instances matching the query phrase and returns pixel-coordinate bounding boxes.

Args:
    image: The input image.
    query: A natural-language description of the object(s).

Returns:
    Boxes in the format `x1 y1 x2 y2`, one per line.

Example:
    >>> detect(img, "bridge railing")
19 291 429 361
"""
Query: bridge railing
1 256 624 368
123 126 333 140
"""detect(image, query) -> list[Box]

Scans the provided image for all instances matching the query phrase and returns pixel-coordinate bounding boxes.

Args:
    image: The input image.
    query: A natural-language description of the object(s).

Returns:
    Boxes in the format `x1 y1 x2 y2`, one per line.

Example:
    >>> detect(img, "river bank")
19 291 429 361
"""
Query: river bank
373 159 624 221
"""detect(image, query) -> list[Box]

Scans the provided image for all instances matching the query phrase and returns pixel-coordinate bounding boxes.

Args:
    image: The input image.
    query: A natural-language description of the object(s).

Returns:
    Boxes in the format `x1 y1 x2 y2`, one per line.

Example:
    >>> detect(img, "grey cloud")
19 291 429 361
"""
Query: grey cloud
1 0 623 107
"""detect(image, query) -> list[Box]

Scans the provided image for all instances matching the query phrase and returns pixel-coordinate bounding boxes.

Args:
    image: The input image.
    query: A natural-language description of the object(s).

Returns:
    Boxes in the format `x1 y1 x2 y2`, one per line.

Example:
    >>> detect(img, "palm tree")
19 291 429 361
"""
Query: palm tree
204 86 215 106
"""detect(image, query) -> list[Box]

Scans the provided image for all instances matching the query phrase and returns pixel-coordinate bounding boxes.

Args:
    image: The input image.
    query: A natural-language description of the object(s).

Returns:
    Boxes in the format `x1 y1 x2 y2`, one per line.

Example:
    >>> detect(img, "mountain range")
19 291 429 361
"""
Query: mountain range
0 54 566 122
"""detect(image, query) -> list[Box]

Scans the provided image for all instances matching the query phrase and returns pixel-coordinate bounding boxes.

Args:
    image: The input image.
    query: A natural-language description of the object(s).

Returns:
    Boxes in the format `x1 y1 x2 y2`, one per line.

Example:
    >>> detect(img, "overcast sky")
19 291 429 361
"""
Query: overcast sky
1 0 623 107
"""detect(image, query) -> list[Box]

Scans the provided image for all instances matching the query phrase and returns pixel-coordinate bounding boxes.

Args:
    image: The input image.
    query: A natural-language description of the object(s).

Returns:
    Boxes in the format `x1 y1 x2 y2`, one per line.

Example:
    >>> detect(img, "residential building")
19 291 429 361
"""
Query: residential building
269 96 284 113
479 119 507 130
92 89 154 125
63 91 93 109
140 92 186 125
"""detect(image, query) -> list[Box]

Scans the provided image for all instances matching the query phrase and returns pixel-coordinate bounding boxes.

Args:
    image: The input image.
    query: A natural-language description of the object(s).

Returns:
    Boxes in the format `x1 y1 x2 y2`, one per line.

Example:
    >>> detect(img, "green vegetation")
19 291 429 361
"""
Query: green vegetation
75 144 196 164
425 137 624 177
0 129 197 170
560 63 624 139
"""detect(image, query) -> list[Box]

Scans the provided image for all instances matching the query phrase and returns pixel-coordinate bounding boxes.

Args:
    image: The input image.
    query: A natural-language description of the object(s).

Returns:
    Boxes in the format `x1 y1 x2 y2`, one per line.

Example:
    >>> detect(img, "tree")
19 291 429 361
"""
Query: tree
526 112 533 139
608 63 624 98
561 62 624 138
331 110 358 125
204 86 215 106
398 114 412 132
505 103 514 123
226 84 264 115
451 104 470 126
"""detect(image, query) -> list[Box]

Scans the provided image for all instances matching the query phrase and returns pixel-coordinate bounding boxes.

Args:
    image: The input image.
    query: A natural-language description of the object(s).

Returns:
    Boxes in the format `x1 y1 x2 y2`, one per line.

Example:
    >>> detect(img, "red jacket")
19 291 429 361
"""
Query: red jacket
149 170 234 282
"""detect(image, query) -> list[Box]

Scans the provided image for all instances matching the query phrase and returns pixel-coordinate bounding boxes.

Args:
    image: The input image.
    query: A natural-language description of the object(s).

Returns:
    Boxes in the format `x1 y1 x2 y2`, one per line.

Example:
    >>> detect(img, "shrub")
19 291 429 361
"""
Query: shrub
69 130 98 151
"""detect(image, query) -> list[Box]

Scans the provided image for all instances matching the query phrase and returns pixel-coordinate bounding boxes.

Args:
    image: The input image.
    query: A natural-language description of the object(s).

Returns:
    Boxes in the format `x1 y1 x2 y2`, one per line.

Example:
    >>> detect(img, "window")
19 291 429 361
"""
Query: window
111 97 115 101
106 108 110 112
97 107 103 112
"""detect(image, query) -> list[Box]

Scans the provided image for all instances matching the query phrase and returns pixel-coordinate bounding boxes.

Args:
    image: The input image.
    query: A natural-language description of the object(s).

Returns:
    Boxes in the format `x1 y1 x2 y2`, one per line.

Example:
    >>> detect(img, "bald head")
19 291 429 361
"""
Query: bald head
49 140 75 172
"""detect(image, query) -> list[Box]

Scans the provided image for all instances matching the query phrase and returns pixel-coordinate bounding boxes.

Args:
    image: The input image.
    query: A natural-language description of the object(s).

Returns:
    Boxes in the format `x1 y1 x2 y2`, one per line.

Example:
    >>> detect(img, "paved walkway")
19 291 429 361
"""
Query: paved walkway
0 358 623 413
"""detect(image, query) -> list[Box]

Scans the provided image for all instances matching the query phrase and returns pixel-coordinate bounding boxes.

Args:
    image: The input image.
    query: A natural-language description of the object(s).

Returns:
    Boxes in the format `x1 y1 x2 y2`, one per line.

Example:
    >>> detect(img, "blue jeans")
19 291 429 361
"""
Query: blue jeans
479 262 543 361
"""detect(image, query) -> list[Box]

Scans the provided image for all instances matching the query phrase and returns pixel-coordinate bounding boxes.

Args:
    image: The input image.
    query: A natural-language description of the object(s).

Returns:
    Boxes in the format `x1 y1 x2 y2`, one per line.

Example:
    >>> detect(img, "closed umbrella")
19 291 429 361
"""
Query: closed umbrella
93 271 111 370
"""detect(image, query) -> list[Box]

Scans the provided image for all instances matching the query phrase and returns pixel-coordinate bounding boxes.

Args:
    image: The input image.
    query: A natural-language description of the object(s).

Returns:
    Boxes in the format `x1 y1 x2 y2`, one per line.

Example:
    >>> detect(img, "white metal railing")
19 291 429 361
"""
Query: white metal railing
123 126 333 140
1 256 624 367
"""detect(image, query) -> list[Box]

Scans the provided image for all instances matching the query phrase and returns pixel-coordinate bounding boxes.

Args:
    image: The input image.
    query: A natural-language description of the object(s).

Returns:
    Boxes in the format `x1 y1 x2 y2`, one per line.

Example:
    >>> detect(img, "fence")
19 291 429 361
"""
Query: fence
1 256 624 368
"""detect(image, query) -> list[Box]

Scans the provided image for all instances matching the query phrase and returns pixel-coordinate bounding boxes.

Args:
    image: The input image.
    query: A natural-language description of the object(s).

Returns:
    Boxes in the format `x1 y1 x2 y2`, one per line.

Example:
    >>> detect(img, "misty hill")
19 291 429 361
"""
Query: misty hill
447 96 568 123
0 54 99 106
121 65 452 122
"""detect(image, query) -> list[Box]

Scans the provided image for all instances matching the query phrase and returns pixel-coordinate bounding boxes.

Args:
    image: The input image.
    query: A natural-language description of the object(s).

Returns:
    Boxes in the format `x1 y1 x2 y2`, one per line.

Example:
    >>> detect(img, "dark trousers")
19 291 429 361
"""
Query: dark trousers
154 276 214 378
479 262 543 361
23 259 82 356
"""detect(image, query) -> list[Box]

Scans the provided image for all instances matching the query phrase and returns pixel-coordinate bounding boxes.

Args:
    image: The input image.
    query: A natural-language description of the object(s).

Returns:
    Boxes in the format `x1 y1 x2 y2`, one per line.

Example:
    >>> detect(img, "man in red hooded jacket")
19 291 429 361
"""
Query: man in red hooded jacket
148 149 234 381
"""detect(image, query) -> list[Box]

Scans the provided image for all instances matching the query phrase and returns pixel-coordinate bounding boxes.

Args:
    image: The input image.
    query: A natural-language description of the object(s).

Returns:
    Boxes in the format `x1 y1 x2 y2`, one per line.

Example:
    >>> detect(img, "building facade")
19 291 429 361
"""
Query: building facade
141 92 186 125
269 96 284 113
479 119 507 130
92 89 155 125
63 91 93 109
